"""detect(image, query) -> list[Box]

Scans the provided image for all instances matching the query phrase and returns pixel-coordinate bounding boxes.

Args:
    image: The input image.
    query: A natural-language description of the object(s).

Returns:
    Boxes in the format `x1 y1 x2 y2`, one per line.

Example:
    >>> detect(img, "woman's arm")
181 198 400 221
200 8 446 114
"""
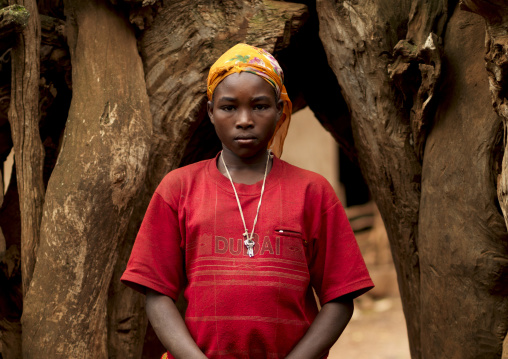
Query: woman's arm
285 296 354 359
146 289 207 359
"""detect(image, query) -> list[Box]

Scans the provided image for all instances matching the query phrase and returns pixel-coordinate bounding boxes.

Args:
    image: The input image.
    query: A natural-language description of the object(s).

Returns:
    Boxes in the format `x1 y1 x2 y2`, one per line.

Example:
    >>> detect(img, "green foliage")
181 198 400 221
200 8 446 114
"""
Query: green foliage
0 4 30 28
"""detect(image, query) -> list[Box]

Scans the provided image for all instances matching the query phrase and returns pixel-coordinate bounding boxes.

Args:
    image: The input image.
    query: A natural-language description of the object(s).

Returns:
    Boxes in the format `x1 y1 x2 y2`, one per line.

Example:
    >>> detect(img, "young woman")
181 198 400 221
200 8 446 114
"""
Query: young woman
121 43 373 359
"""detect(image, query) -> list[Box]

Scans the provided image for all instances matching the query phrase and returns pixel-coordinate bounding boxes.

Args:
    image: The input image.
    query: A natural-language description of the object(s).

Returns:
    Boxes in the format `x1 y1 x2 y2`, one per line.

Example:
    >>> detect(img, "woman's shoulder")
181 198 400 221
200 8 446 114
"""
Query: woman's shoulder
164 157 213 180
156 158 213 197
278 158 333 188
277 159 342 213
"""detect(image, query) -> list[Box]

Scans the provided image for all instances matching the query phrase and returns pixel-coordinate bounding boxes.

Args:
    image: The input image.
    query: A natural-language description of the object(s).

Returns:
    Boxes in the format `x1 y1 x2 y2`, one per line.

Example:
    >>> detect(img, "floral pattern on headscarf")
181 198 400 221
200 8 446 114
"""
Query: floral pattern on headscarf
207 43 292 158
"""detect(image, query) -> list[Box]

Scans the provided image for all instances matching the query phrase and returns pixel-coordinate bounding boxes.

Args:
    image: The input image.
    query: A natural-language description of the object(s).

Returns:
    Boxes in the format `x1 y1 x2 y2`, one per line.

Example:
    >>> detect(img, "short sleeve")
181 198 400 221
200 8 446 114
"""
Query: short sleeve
121 191 184 301
309 200 374 305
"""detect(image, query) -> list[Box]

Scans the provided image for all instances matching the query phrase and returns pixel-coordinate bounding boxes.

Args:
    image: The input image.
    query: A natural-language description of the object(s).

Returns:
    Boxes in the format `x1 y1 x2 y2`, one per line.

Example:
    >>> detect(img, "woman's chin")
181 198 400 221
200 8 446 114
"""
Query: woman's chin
223 145 269 161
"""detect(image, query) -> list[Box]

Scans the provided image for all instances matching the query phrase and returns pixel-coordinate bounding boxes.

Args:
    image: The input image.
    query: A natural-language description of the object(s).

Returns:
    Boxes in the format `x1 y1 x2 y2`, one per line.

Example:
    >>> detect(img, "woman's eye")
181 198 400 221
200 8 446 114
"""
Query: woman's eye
221 105 235 111
254 104 268 110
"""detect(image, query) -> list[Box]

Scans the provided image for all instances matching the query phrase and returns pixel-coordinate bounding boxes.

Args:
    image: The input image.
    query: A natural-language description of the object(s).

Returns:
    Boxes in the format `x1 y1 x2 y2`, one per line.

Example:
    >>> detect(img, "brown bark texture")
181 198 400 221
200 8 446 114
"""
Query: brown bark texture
459 0 508 357
7 0 44 296
316 0 424 356
419 8 508 358
1 0 70 355
274 0 357 161
20 0 152 357
317 0 508 358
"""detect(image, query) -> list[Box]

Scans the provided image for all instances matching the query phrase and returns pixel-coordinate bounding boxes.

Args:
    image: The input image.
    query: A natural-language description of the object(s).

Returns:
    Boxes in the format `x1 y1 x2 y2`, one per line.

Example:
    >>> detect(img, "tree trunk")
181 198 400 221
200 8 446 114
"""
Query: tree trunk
316 0 424 356
317 0 508 357
107 211 148 359
459 1 508 357
8 0 44 296
419 7 508 357
21 0 152 357
274 0 357 161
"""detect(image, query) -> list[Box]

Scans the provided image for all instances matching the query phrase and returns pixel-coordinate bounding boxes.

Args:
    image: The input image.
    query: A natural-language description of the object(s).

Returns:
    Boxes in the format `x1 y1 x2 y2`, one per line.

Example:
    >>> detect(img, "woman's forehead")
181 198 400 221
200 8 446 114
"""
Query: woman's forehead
214 72 277 99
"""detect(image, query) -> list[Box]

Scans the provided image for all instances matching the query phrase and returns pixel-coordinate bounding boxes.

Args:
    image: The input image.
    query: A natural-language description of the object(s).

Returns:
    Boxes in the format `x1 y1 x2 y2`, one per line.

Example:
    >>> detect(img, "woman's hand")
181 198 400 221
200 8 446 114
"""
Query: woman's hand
285 296 354 359
146 289 207 359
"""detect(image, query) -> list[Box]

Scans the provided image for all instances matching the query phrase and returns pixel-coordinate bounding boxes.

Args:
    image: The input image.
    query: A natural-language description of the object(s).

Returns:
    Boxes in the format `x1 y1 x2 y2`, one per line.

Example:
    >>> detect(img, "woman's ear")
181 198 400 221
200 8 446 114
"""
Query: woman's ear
276 99 284 122
207 100 215 125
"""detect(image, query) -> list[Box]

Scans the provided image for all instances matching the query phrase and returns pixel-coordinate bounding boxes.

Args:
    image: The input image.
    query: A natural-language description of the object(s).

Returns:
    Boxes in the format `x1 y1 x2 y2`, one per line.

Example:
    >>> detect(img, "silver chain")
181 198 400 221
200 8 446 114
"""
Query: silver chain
221 150 271 257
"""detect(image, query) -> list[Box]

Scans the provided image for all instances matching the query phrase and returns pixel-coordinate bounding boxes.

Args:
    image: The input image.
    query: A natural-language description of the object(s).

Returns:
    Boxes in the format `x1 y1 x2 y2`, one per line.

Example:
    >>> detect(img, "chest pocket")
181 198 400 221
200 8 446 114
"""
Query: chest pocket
275 228 308 262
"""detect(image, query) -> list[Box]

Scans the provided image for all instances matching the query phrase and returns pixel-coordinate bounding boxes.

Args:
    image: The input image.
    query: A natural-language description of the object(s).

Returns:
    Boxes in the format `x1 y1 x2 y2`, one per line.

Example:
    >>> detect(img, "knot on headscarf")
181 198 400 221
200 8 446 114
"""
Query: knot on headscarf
207 43 292 158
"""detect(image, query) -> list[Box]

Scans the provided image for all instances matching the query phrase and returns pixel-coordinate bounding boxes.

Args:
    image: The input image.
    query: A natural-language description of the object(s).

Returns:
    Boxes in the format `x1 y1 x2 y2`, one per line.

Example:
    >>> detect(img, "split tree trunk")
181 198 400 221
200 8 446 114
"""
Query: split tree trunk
316 0 424 356
21 0 152 357
317 0 508 358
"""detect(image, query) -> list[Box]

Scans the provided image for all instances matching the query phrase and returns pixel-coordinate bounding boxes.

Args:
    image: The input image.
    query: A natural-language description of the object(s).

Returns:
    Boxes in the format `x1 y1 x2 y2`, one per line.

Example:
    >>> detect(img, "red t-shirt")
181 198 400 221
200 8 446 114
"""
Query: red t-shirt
121 154 373 358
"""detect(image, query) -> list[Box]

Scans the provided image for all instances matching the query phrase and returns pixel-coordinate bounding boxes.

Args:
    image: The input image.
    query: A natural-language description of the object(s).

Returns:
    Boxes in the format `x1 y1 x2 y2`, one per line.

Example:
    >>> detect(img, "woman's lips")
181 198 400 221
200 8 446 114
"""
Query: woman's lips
235 136 257 145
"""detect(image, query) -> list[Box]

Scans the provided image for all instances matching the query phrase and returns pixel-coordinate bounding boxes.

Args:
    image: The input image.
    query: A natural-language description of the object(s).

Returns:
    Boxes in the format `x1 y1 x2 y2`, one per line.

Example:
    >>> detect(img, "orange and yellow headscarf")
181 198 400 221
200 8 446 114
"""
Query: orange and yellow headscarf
207 43 292 158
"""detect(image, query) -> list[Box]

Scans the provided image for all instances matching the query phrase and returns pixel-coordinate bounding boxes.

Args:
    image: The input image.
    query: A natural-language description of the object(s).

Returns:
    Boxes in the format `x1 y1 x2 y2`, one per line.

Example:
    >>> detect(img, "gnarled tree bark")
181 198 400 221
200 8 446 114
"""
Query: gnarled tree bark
316 0 424 356
459 0 508 357
7 0 42 302
419 7 507 358
21 0 152 357
316 0 508 358
8 0 43 296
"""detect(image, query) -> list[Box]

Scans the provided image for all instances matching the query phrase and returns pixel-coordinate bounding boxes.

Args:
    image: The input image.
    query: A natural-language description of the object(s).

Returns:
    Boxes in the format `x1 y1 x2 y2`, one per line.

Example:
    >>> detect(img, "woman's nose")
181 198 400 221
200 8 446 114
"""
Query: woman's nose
235 109 254 129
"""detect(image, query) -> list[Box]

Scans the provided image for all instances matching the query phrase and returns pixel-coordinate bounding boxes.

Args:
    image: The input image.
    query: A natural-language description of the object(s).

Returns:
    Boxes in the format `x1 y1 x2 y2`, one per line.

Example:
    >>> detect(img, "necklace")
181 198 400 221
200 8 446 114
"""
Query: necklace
221 150 271 257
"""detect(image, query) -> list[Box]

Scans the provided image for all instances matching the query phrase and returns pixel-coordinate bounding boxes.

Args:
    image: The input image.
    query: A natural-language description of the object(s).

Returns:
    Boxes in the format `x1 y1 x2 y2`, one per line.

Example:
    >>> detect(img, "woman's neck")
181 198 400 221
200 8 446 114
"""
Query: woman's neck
218 148 272 185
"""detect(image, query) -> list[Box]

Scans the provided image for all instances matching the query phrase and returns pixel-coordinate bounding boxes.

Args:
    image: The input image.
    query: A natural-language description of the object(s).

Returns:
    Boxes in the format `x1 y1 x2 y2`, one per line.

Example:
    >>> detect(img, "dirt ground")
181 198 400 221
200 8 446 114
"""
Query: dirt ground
329 296 410 359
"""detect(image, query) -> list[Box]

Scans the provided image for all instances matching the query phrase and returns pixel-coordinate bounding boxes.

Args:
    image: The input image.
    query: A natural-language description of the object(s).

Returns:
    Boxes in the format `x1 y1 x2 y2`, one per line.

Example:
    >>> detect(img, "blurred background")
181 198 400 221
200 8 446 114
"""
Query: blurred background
282 108 410 359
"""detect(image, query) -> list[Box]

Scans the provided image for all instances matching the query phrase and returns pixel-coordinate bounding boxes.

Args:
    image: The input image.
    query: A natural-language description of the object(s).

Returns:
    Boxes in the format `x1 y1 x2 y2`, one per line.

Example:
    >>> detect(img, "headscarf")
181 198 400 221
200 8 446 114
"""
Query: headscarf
207 43 292 158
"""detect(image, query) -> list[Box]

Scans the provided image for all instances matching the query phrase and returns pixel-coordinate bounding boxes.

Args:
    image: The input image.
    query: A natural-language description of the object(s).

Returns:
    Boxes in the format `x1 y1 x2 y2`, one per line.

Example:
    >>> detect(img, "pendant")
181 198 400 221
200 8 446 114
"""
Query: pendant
223 151 270 260
243 232 255 257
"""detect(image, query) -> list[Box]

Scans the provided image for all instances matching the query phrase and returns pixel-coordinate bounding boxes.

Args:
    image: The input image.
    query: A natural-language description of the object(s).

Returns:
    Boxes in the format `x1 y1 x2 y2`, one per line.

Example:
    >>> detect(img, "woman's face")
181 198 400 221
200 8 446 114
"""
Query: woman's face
208 72 283 161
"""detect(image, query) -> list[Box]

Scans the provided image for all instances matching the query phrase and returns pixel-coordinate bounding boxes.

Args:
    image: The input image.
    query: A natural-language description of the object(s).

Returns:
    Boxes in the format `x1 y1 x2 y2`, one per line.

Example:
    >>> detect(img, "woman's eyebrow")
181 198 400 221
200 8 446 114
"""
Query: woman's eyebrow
217 95 272 102
218 96 236 102
251 95 271 101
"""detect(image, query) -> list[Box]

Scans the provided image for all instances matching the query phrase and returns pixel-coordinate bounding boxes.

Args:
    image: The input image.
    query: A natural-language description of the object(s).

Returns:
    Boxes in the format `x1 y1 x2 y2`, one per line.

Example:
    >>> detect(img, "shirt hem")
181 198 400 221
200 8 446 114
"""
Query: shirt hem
319 278 374 305
121 272 179 301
